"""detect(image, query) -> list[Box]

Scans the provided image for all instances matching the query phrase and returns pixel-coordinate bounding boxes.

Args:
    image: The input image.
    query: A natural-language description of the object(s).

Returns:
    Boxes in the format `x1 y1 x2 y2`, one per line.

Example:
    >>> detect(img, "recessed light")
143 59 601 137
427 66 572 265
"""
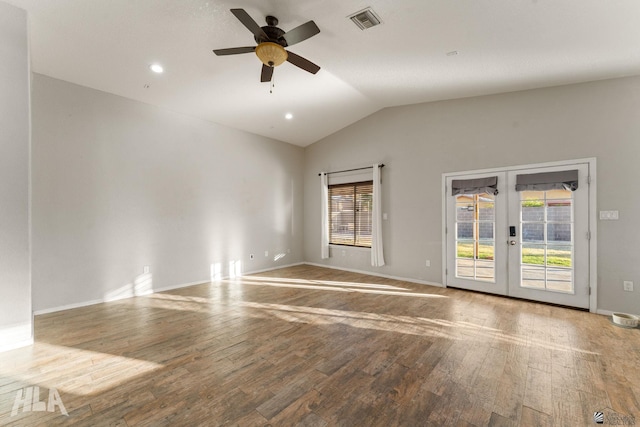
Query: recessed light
150 63 164 73
285 113 293 120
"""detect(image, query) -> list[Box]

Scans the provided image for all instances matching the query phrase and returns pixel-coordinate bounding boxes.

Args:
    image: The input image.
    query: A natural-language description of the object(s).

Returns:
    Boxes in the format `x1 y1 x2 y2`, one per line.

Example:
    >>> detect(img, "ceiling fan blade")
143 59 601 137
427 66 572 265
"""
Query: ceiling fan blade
282 21 320 46
261 64 274 82
286 51 320 74
230 8 268 41
213 46 256 56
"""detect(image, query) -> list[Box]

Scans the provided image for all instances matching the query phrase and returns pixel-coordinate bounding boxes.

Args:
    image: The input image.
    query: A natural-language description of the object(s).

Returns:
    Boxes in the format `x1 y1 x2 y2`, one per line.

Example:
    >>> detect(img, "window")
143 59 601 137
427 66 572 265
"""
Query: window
329 181 373 247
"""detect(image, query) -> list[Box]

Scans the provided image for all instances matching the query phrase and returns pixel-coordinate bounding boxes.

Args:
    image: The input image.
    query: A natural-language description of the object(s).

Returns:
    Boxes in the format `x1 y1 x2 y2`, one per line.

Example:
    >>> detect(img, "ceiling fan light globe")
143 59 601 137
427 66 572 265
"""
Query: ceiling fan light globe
255 42 288 67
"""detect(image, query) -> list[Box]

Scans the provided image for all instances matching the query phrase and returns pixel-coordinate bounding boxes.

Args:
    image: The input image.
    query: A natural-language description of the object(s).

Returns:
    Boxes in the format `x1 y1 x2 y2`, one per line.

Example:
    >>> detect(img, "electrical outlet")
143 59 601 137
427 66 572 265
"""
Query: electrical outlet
143 266 150 274
264 251 269 257
623 281 634 292
425 260 431 267
249 254 254 260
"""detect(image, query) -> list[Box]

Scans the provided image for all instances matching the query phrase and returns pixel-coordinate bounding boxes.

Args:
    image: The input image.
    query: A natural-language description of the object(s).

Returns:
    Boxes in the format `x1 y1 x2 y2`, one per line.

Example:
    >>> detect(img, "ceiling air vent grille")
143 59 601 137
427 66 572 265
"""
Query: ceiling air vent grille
349 7 382 30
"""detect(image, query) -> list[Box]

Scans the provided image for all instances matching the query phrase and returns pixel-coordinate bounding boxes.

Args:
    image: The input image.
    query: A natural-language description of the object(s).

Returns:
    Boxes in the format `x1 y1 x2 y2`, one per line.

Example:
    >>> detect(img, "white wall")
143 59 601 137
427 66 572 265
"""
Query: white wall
304 76 640 314
32 74 304 312
0 2 32 350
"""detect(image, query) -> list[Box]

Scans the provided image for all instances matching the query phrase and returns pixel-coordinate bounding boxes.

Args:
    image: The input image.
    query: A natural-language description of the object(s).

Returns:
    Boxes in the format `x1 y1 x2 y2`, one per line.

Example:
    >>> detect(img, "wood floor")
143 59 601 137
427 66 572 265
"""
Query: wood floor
1 265 639 426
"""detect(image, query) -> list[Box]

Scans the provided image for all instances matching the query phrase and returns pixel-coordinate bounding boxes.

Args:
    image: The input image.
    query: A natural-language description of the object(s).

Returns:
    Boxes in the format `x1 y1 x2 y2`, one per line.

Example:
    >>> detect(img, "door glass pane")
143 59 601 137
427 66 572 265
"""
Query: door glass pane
519 189 574 293
456 197 474 221
546 267 573 292
478 200 495 221
522 199 544 221
456 258 474 279
522 223 543 242
457 240 474 259
455 193 495 283
522 266 545 289
522 243 545 266
547 244 572 268
457 223 474 240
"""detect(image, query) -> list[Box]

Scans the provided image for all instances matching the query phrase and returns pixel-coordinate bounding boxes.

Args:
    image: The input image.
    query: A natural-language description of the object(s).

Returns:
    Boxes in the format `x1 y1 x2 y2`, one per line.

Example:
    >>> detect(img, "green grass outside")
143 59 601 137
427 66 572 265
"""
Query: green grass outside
456 243 494 260
457 242 571 267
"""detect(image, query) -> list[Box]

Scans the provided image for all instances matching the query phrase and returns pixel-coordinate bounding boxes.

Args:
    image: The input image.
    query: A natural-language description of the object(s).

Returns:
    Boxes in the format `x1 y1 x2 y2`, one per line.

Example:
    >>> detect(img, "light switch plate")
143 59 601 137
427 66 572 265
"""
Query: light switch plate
599 210 619 220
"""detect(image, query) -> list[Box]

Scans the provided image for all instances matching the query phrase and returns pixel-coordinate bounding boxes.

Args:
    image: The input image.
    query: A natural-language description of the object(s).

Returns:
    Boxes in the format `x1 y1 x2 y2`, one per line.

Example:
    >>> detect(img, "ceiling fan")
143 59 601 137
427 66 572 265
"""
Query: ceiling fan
213 9 321 83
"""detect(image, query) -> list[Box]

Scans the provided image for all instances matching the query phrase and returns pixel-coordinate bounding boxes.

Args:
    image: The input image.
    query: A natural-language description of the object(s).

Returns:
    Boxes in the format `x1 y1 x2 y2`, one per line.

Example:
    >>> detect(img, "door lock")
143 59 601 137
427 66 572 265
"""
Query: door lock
509 240 517 245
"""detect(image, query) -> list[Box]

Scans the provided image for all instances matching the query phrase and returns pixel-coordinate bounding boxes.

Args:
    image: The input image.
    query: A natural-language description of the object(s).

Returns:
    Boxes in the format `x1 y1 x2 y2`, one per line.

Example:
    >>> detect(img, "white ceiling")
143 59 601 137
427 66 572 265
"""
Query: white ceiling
7 0 640 146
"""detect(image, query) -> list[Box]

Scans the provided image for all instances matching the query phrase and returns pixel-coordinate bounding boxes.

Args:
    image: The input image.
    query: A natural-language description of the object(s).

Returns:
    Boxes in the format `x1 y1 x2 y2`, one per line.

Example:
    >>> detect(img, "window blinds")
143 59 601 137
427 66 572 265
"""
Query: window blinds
515 170 579 192
328 181 373 247
451 176 499 196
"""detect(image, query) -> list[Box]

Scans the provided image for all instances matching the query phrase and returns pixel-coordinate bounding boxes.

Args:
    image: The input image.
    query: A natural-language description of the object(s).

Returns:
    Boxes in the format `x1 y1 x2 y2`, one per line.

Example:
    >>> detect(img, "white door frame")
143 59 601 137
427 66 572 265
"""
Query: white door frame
442 158 597 312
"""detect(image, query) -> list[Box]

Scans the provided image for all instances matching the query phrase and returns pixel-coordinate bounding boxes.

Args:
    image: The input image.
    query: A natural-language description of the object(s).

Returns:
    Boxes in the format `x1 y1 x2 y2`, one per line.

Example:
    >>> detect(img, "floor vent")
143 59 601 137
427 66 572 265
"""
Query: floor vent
348 7 382 30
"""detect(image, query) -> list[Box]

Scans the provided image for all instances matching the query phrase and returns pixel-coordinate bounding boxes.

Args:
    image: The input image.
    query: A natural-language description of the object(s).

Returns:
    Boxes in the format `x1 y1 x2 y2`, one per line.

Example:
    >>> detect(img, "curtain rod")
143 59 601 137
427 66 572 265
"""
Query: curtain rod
318 164 385 176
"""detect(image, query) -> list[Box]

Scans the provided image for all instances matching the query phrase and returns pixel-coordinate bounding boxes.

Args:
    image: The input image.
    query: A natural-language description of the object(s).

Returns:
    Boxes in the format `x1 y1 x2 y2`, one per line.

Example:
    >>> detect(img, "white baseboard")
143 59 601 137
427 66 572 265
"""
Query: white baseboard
303 262 444 288
242 262 305 276
0 322 33 353
596 309 639 317
34 261 306 316
0 337 34 353
151 279 210 293
35 298 107 315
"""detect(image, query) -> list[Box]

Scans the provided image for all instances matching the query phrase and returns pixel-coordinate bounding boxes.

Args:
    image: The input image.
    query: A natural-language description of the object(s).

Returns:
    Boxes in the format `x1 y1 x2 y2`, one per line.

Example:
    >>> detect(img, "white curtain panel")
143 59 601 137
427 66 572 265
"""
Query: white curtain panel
320 172 330 259
371 164 385 267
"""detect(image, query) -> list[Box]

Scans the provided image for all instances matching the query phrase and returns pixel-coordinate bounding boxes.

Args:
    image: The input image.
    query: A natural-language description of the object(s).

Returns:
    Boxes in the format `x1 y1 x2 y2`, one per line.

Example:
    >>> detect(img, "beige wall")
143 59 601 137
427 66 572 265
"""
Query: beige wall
0 2 31 350
304 75 640 314
18 38 640 317
32 74 305 312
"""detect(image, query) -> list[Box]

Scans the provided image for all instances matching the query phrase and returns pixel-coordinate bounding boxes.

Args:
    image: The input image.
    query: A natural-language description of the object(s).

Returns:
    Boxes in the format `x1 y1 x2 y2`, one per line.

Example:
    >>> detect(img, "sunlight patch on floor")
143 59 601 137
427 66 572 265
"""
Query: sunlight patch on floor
239 301 599 355
0 343 163 396
246 275 411 291
232 278 448 298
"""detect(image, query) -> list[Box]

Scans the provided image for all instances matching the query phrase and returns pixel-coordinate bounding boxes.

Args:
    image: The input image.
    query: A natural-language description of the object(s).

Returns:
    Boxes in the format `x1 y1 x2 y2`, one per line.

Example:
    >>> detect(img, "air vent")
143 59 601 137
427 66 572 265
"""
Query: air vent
349 7 382 30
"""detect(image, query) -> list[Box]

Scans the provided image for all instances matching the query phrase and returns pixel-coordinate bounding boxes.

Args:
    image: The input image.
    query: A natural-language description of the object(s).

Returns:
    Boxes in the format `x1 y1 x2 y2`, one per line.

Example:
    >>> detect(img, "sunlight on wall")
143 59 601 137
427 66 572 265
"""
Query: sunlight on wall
210 263 222 281
133 273 153 295
104 272 153 301
228 260 242 279
0 322 33 352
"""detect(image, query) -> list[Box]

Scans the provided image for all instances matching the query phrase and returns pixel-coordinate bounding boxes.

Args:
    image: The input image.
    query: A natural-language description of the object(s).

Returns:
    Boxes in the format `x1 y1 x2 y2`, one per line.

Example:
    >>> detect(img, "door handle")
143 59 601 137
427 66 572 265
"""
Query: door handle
509 240 517 246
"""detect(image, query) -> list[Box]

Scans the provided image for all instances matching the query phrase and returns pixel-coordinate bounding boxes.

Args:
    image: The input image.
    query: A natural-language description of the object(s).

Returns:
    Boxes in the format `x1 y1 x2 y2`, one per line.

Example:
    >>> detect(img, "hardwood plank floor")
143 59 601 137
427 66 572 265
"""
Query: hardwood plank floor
1 264 639 426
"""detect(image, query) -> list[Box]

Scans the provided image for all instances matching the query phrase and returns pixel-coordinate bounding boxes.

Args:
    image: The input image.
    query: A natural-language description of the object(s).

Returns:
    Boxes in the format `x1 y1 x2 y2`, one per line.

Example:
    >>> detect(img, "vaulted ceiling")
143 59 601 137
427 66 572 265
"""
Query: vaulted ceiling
8 0 640 146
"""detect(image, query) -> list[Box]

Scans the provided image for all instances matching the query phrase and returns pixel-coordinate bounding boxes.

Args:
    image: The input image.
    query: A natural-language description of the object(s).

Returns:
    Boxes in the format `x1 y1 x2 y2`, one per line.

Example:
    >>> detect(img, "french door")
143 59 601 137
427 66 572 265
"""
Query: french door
445 162 591 309
445 172 508 295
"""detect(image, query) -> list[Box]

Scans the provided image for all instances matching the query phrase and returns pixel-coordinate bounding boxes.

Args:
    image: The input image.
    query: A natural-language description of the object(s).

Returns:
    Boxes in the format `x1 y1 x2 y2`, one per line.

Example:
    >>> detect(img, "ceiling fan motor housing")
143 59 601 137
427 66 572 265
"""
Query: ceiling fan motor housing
255 16 287 46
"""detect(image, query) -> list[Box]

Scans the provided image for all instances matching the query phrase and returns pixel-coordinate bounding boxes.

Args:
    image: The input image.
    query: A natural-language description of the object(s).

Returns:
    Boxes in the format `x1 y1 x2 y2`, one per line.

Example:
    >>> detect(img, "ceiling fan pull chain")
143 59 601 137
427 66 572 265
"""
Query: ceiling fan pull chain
270 71 275 94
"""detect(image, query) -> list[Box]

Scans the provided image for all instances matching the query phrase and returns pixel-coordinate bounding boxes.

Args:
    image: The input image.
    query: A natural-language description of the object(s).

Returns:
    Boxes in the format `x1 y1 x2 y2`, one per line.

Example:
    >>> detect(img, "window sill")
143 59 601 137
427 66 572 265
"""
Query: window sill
330 244 371 252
